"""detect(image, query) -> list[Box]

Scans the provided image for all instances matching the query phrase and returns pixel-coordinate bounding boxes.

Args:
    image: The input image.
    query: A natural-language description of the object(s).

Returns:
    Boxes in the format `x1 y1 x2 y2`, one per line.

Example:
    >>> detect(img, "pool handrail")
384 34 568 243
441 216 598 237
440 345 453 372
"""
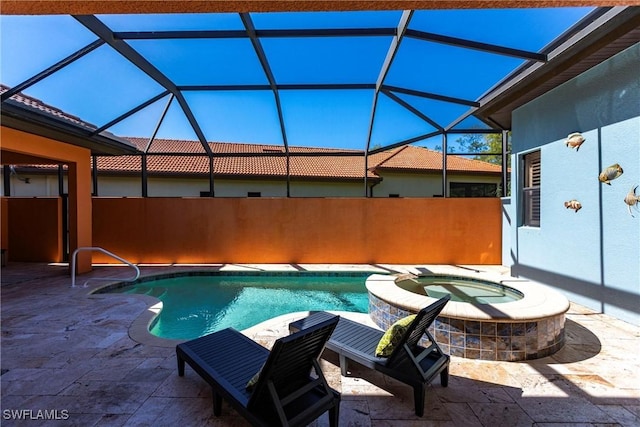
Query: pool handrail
71 247 140 288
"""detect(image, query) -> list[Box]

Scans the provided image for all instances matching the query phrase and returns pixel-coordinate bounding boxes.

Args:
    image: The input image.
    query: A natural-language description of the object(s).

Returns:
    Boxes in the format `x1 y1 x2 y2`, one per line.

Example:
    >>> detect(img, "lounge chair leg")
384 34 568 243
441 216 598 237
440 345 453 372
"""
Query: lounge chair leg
413 385 425 417
329 401 340 427
339 354 348 376
177 356 185 376
440 367 449 387
212 390 222 416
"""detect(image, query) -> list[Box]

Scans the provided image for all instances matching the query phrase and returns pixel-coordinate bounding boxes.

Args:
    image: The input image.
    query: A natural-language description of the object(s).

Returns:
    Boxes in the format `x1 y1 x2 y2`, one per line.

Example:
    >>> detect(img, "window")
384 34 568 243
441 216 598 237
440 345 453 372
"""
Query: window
449 183 498 197
522 150 541 226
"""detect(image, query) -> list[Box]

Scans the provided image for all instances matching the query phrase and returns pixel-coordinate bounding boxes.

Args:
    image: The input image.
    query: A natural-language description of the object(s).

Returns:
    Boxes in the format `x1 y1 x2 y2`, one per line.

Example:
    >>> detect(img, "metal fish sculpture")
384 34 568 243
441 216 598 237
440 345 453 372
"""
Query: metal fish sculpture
564 200 582 212
565 132 585 151
623 185 640 217
598 163 623 185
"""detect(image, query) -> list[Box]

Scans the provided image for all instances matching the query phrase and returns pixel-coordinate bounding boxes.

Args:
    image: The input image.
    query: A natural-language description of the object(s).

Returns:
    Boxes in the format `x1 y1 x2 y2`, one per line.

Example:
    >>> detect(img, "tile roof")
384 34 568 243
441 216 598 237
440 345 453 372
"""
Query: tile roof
2 85 501 180
1 84 137 154
1 84 97 131
370 145 502 174
125 137 361 155
99 139 375 180
103 137 501 180
14 137 502 181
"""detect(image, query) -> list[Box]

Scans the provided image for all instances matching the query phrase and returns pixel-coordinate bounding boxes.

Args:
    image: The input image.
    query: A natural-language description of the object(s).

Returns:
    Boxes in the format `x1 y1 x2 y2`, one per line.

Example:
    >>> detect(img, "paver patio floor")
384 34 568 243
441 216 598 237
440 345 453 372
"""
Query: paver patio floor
1 262 639 426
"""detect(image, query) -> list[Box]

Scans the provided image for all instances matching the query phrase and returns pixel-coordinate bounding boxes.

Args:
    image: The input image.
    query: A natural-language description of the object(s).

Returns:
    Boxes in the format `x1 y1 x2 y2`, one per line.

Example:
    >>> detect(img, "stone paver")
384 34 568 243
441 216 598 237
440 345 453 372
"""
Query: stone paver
1 263 639 426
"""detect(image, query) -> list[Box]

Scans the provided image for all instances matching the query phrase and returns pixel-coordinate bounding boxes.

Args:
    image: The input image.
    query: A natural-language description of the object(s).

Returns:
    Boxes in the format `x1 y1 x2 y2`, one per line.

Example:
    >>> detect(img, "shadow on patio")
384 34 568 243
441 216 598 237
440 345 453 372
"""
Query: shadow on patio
1 262 638 426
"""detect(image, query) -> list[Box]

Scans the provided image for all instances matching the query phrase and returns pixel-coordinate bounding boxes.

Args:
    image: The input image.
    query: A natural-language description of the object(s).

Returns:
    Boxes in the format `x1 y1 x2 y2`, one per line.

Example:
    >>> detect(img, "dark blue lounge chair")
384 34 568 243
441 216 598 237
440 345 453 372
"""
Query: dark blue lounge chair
177 315 340 426
289 296 451 417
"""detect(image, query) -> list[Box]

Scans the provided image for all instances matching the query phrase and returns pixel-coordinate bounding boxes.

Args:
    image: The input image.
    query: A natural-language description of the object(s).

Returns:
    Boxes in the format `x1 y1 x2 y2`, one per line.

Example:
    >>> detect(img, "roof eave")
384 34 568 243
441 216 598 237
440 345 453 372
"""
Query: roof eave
1 103 140 156
474 6 640 129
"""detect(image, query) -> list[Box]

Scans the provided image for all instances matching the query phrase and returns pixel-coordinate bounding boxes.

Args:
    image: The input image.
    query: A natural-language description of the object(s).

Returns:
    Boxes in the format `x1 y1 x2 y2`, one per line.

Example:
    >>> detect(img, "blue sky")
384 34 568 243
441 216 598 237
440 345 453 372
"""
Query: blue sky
1 8 593 151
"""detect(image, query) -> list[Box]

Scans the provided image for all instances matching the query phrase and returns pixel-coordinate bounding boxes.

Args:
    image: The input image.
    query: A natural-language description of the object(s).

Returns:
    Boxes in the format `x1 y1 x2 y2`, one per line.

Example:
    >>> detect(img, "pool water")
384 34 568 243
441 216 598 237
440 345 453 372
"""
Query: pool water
398 275 523 304
112 273 369 340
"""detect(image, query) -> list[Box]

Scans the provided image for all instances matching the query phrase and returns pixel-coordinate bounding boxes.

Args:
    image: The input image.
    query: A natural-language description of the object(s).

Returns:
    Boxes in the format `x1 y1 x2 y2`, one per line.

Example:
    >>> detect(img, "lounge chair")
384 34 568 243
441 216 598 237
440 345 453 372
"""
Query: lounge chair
176 315 341 426
289 296 451 417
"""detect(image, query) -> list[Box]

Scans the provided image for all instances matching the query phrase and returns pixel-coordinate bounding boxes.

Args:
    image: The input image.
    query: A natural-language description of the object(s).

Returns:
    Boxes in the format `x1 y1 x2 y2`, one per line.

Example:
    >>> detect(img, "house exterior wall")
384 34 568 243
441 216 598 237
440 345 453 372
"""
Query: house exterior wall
108 177 364 197
1 174 65 197
501 197 512 267
2 170 501 198
1 126 94 272
362 171 501 197
97 175 142 197
290 181 364 197
510 43 640 326
373 171 443 197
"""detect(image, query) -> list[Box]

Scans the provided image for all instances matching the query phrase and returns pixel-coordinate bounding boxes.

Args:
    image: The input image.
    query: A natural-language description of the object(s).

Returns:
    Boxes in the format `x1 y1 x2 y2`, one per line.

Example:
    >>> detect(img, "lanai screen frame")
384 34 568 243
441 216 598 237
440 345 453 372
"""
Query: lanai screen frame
1 4 615 198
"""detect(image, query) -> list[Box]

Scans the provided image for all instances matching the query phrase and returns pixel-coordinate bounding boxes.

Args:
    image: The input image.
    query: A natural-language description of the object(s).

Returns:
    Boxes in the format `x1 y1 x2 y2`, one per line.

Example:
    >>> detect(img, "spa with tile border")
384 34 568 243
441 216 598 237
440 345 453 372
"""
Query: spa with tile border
366 267 570 361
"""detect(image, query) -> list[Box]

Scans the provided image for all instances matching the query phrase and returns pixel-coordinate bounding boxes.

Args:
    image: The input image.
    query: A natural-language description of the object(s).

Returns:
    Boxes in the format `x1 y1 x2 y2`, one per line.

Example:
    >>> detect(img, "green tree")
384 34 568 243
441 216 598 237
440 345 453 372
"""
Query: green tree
455 132 512 196
483 133 511 166
455 134 489 154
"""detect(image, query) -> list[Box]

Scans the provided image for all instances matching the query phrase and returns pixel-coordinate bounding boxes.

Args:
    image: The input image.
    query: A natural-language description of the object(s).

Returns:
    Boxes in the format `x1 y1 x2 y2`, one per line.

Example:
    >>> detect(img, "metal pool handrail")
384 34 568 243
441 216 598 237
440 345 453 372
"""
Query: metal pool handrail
71 247 140 288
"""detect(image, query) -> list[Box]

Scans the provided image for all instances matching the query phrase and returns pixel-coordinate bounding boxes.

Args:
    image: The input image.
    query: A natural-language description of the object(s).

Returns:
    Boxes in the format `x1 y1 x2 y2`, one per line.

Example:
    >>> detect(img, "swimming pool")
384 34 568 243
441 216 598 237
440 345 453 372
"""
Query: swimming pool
101 273 369 340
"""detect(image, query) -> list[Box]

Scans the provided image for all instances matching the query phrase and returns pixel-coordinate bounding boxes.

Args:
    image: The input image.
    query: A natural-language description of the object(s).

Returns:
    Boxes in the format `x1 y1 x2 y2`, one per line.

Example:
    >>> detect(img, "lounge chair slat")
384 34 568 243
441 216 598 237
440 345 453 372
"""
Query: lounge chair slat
177 316 341 427
289 295 451 417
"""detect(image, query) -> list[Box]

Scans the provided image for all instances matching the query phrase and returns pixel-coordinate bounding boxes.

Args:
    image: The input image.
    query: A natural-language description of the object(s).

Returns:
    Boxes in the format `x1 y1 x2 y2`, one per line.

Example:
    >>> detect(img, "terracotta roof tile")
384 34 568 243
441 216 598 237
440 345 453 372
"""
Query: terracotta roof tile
1 84 96 130
3 85 501 180
117 137 372 179
97 156 142 173
12 133 500 180
126 137 361 155
371 145 501 174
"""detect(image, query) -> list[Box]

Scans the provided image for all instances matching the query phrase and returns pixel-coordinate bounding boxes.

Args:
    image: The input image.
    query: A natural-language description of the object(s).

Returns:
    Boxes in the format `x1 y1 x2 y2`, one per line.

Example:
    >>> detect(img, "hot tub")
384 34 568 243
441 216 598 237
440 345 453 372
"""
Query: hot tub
366 268 570 361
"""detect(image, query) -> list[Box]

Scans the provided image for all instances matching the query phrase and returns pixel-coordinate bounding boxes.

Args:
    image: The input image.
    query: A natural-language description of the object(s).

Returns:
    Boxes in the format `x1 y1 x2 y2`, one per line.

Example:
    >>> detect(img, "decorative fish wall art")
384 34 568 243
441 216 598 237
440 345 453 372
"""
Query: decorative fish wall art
565 132 585 151
564 200 582 212
624 186 640 217
598 163 623 185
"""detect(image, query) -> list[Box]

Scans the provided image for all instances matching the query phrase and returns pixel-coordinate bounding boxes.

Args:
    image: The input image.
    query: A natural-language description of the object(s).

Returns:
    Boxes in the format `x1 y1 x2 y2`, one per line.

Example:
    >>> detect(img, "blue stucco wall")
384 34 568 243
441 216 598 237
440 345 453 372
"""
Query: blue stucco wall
510 43 640 326
501 197 513 267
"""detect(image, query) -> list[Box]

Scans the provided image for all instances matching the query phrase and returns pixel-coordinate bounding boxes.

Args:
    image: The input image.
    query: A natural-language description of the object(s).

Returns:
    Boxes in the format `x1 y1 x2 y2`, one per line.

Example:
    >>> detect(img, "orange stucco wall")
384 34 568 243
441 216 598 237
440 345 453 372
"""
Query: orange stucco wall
6 197 62 262
92 197 501 264
1 126 93 272
1 197 8 252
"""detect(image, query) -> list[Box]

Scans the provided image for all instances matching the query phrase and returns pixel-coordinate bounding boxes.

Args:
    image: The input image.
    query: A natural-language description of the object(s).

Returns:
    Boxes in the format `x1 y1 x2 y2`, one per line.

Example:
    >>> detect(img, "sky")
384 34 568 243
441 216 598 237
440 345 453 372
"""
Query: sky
0 8 594 151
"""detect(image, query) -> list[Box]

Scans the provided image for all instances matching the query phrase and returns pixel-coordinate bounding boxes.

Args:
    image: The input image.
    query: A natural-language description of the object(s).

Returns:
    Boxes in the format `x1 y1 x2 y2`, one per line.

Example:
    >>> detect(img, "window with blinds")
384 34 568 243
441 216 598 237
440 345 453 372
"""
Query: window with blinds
523 150 541 227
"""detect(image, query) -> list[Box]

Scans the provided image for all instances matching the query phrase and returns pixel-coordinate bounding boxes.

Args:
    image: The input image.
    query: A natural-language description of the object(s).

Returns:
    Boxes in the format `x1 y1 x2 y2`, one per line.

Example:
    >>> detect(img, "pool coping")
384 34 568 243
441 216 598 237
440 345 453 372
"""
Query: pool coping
88 266 387 348
366 266 570 322
86 264 568 348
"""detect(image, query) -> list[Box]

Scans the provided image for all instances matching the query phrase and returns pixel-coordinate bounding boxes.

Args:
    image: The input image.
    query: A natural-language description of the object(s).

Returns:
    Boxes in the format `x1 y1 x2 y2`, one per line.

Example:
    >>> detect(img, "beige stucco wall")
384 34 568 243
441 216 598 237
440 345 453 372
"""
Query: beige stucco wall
2 171 501 198
1 174 65 197
290 181 364 197
373 171 501 197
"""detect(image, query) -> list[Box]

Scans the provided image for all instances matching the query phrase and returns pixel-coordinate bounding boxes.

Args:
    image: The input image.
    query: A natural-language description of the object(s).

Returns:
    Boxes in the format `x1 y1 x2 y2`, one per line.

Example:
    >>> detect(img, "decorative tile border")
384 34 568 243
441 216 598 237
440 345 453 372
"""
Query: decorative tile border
367 270 569 362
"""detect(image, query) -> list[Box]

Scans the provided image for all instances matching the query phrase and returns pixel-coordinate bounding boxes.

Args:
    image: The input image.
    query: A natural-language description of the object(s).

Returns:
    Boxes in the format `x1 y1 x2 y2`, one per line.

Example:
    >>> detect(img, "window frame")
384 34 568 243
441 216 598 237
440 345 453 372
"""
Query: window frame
522 150 541 227
449 182 498 198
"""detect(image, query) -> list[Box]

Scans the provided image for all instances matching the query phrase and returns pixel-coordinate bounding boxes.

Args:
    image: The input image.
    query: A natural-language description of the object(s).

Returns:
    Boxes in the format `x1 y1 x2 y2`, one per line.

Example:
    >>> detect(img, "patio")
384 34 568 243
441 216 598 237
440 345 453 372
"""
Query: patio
1 262 638 426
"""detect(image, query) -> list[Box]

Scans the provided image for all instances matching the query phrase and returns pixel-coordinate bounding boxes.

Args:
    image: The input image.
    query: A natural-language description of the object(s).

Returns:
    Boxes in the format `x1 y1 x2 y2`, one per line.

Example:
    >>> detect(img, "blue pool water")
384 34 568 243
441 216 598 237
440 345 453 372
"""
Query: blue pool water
397 275 523 304
109 273 370 340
